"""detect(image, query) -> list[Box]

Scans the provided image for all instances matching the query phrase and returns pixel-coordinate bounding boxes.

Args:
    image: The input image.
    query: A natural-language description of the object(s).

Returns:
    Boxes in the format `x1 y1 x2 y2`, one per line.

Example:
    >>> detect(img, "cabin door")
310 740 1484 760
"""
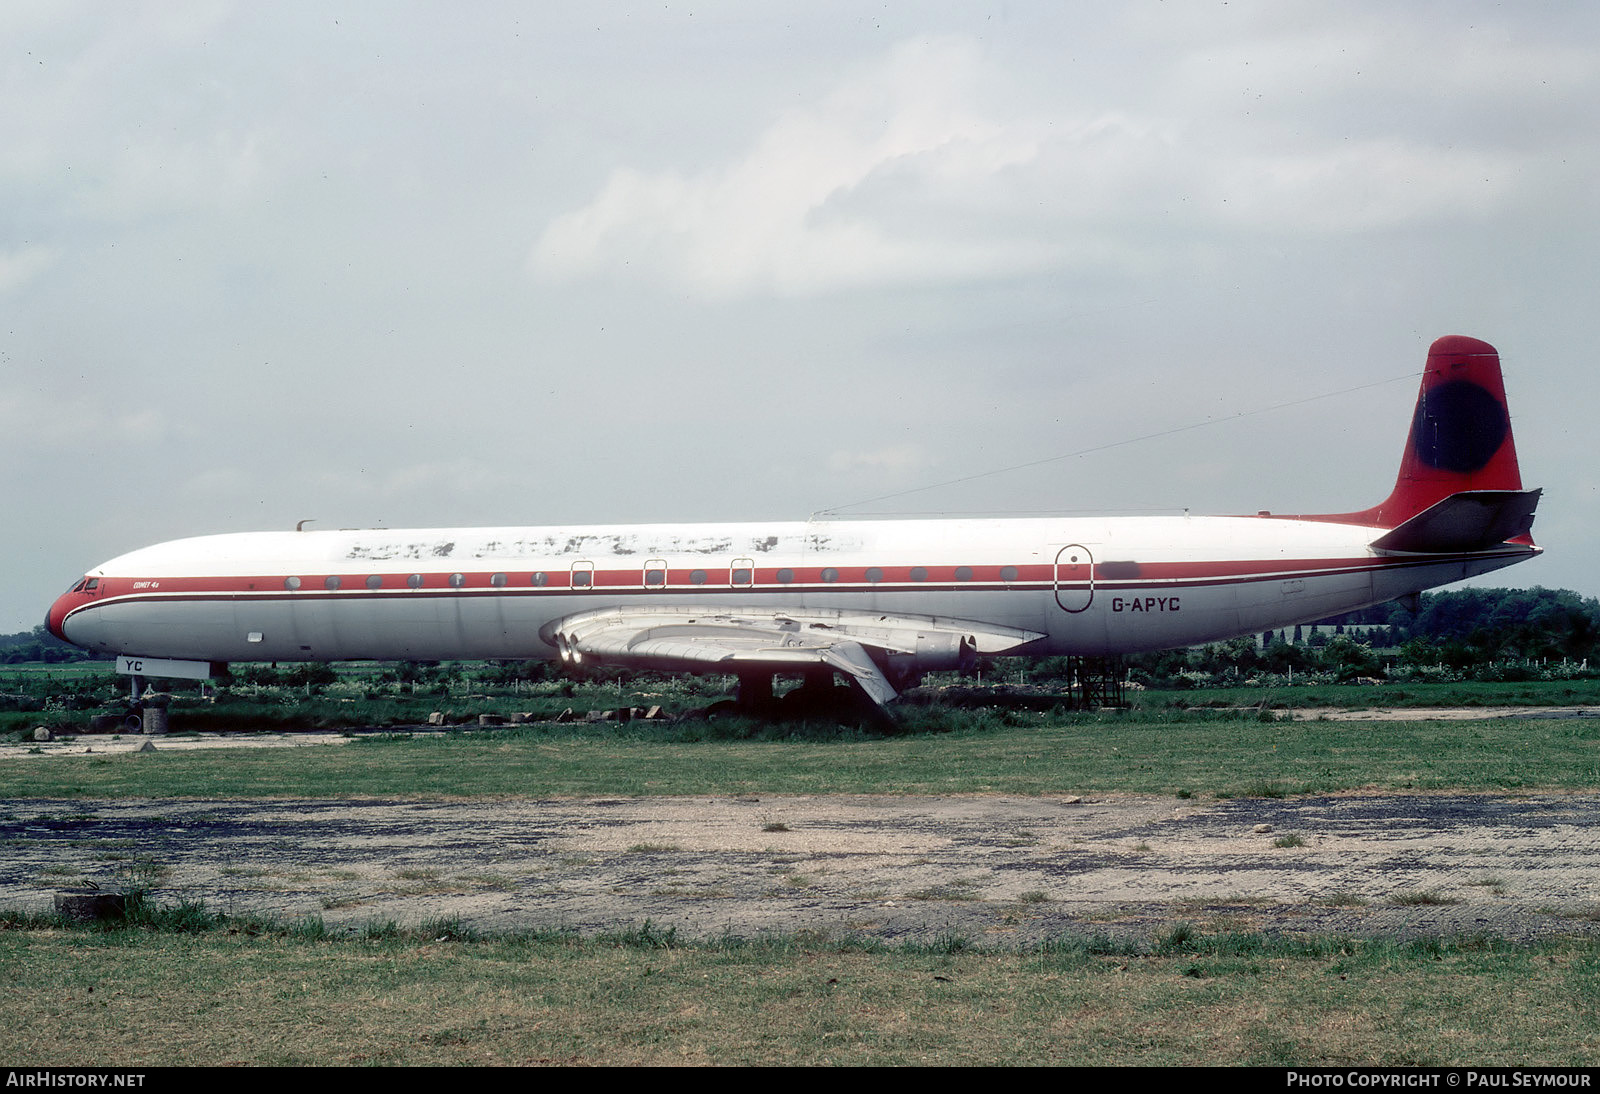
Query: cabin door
1053 544 1094 613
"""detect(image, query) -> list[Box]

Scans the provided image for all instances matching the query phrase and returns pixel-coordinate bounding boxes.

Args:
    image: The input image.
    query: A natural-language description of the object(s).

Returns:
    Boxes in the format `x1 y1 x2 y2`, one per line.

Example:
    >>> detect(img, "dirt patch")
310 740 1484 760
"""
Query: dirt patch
5 792 1597 944
1287 706 1600 722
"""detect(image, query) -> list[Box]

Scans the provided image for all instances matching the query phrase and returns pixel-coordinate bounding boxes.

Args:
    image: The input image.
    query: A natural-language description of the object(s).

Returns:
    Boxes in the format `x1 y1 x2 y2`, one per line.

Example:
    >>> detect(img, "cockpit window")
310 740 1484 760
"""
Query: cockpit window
85 579 97 590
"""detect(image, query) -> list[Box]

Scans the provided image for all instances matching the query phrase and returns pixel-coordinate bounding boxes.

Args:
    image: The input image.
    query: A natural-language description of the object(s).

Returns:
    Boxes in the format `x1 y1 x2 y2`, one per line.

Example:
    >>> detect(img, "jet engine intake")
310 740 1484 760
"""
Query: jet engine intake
883 632 977 676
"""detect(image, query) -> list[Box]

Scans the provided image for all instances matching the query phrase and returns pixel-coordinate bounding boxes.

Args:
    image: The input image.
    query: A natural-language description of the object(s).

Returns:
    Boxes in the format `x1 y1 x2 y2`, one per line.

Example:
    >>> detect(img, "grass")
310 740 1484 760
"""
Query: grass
1137 678 1600 710
2 918 1598 1065
5 707 1599 800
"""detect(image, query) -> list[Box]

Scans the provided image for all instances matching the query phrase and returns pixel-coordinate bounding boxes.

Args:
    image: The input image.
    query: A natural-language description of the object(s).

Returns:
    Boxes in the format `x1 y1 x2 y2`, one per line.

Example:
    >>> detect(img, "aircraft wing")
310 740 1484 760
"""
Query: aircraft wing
541 607 1047 706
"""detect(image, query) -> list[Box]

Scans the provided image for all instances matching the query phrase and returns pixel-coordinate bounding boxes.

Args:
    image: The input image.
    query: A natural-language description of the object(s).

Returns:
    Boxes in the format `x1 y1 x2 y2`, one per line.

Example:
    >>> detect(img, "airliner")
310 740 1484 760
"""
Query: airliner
47 335 1540 714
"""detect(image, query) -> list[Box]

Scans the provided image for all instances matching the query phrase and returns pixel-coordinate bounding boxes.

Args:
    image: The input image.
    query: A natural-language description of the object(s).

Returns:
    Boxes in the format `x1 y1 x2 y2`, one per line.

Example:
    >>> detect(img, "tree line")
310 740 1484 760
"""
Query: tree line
1117 586 1599 687
0 626 92 664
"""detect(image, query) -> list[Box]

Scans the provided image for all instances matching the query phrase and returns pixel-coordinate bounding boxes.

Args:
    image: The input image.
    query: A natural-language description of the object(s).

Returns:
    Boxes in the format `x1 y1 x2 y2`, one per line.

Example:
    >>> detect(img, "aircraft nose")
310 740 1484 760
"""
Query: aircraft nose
46 590 80 645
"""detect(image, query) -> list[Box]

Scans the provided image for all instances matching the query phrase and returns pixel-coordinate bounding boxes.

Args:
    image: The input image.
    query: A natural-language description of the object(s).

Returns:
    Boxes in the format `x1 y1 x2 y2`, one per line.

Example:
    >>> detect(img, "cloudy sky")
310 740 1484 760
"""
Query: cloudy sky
5 1 1597 633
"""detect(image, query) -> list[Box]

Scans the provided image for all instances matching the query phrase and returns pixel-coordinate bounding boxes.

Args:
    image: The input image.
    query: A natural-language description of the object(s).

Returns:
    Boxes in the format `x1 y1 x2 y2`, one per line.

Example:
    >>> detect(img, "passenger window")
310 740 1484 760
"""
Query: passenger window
644 559 666 587
407 574 424 589
449 573 465 588
776 568 794 584
821 568 839 582
571 562 594 588
491 573 508 587
325 576 341 590
284 576 302 591
954 566 973 582
730 559 754 588
366 575 383 590
532 571 548 587
690 569 707 585
1000 565 1019 583
910 566 928 582
865 567 883 583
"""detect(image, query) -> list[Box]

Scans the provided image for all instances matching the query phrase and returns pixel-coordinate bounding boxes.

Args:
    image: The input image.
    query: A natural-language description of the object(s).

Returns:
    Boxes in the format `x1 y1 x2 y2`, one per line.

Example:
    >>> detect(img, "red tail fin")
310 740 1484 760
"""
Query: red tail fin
1314 335 1526 529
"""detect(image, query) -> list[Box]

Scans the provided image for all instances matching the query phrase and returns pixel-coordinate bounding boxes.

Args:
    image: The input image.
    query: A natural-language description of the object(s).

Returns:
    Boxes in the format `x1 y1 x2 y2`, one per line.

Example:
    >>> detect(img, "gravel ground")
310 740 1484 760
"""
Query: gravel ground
6 789 1598 945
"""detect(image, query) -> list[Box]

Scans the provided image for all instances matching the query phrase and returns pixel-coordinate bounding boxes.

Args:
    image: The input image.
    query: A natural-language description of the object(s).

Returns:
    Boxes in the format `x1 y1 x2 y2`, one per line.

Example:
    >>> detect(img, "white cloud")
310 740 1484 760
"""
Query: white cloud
531 36 1059 298
1207 142 1517 233
307 458 524 507
177 466 253 501
0 4 272 228
0 391 167 454
827 443 932 477
81 129 271 222
531 24 1573 300
0 247 53 292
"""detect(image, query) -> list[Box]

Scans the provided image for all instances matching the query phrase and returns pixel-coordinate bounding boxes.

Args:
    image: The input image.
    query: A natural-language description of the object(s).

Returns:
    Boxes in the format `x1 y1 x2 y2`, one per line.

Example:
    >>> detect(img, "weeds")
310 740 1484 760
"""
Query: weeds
1390 890 1461 906
905 883 982 902
597 920 679 950
360 920 403 942
1153 923 1197 954
1324 892 1369 907
420 915 481 942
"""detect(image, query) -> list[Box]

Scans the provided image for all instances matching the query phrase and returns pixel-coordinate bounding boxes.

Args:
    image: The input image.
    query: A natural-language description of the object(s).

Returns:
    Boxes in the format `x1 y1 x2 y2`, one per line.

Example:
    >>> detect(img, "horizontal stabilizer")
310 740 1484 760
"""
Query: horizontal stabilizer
1370 489 1541 553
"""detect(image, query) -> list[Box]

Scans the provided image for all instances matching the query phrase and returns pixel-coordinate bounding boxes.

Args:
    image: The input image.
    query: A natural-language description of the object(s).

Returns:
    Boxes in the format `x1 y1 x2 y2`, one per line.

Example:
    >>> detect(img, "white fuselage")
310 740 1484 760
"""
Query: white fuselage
51 514 1537 664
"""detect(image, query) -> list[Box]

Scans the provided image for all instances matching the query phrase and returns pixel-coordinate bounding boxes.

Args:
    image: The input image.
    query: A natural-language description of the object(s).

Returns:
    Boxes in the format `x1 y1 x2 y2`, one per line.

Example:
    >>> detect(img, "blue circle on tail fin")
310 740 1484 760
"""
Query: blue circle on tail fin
1413 380 1507 472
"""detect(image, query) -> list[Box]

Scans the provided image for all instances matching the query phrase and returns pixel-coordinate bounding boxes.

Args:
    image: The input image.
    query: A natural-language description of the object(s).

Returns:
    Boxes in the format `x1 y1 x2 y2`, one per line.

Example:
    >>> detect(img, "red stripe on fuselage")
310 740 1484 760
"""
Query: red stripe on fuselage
60 549 1528 622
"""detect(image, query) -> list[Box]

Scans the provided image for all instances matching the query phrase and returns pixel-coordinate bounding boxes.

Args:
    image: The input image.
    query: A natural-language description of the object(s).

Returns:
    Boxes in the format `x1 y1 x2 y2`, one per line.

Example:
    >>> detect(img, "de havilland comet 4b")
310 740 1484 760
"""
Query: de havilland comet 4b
48 335 1540 712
